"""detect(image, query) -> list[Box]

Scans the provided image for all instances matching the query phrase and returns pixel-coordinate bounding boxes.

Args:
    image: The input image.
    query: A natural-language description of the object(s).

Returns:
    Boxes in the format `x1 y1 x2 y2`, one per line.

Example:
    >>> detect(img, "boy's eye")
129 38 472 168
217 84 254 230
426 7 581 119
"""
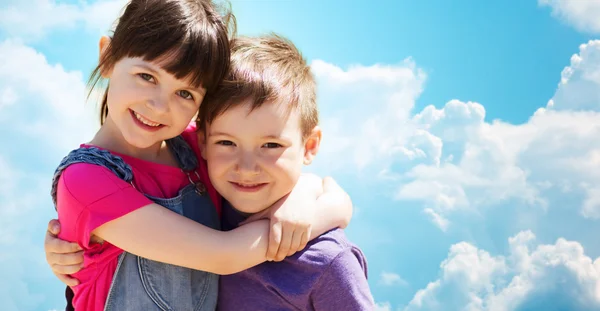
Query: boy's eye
177 90 194 100
216 140 235 146
137 73 155 83
262 142 282 149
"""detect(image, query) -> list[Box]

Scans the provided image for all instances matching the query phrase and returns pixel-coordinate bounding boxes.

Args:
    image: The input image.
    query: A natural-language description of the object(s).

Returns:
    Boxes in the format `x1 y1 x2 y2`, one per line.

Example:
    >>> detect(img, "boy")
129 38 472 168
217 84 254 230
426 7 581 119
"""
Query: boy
199 34 374 310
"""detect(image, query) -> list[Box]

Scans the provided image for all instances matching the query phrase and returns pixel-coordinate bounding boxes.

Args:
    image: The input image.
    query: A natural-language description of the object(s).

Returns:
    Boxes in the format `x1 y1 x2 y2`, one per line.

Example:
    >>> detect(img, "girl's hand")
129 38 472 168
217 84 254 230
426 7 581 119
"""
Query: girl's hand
44 219 84 287
241 174 353 262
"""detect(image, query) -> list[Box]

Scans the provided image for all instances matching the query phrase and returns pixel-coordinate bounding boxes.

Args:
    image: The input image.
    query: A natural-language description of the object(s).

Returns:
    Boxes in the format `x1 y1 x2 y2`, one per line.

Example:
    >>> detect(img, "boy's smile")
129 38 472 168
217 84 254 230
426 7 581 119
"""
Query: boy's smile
203 98 319 214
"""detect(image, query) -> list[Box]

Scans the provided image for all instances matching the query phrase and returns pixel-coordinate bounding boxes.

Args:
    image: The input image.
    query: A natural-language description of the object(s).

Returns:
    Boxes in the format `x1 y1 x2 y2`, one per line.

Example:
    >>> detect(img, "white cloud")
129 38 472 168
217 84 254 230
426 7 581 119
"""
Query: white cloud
405 231 600 311
0 154 64 311
539 0 600 34
375 302 393 311
380 271 409 287
312 39 600 231
547 40 600 111
311 58 428 173
0 0 126 41
0 86 17 108
0 39 97 155
0 39 98 310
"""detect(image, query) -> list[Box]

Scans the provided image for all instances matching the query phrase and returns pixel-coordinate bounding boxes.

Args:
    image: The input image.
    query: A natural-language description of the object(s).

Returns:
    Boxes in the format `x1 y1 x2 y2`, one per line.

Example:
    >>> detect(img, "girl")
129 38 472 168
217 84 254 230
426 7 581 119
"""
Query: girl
47 1 352 310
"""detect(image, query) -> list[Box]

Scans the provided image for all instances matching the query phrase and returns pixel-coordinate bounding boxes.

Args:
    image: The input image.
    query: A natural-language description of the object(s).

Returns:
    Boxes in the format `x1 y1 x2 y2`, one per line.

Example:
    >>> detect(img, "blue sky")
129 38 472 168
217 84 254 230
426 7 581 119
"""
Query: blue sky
2 0 600 310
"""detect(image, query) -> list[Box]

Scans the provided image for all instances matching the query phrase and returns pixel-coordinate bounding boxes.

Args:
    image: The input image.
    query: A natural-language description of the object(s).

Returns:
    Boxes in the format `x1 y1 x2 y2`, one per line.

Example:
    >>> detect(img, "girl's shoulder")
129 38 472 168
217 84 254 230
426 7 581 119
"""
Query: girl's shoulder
58 162 136 207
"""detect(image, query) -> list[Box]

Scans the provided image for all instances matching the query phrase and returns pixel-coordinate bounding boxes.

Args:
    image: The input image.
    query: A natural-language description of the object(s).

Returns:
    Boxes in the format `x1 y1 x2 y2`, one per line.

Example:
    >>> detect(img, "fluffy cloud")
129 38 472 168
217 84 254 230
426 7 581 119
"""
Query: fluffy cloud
0 39 97 310
538 0 600 34
375 302 393 311
311 58 430 172
0 39 97 156
547 40 600 112
380 272 409 287
404 231 600 311
312 40 600 231
0 0 126 40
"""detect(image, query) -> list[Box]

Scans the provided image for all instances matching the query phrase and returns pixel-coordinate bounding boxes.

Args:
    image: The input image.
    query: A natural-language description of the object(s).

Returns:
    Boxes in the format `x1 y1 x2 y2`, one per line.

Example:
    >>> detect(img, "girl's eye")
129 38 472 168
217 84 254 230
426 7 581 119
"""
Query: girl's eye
177 90 194 100
216 140 235 146
138 73 155 83
262 142 282 149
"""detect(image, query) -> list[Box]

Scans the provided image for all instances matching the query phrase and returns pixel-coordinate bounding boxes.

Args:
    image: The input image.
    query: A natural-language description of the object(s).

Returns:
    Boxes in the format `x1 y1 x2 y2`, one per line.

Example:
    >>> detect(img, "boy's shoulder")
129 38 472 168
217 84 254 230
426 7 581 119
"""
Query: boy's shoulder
291 228 364 270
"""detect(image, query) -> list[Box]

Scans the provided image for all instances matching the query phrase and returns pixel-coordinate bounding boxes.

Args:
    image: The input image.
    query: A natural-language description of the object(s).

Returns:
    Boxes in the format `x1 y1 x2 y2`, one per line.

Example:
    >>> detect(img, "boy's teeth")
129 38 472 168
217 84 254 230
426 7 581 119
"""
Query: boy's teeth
134 112 160 127
237 182 259 187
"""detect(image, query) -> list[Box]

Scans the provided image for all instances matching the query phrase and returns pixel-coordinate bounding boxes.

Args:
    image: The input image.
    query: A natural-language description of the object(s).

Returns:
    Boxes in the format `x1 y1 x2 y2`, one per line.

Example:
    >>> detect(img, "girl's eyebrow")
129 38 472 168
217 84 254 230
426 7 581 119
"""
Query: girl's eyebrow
133 63 160 75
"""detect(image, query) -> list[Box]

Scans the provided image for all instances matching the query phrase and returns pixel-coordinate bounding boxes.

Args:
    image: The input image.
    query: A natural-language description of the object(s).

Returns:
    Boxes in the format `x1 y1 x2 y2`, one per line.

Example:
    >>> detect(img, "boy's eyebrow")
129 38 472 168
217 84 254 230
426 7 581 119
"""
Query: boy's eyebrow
207 131 232 137
262 135 286 140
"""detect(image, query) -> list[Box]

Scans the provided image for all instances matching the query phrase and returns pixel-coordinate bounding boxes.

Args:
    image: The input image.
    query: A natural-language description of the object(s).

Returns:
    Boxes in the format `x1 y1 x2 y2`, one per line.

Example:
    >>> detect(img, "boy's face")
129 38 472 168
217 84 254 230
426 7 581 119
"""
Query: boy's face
203 98 320 214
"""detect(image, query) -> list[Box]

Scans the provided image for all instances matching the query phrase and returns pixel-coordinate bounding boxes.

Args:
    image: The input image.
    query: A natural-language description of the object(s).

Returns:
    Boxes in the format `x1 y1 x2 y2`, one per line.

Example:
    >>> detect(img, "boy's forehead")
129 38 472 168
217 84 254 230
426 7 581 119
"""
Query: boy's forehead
209 98 302 134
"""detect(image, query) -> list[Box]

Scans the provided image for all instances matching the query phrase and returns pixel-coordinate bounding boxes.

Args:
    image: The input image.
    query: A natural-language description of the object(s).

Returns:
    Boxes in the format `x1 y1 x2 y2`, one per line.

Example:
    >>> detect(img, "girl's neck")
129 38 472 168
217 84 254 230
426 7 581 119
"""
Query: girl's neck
90 116 170 164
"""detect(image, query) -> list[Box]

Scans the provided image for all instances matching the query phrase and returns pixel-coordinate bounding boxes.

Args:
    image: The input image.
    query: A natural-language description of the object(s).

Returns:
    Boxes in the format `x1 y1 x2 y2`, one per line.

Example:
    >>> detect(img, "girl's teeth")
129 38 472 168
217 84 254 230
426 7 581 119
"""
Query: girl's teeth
134 112 160 127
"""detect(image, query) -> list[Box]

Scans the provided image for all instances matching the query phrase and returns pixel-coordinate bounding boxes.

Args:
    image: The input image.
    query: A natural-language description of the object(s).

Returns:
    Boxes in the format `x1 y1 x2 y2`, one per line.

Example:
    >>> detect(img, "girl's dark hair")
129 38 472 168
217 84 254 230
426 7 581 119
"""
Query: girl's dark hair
89 0 236 125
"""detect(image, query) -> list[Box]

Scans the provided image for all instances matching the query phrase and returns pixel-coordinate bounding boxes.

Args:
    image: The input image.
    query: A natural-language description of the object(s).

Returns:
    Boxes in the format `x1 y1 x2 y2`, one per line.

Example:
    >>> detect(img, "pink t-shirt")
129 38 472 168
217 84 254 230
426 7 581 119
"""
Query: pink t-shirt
56 124 220 311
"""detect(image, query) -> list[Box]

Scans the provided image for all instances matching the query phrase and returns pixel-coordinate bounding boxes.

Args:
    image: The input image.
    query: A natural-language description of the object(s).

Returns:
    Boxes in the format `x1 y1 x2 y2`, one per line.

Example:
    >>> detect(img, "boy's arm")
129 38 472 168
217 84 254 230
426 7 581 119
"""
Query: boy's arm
310 248 375 310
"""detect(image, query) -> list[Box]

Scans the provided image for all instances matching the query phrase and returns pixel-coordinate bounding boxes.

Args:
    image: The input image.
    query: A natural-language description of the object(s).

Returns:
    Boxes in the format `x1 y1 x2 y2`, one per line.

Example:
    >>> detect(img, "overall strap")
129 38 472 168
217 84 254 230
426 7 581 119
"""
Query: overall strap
166 135 206 195
50 147 134 208
166 135 199 172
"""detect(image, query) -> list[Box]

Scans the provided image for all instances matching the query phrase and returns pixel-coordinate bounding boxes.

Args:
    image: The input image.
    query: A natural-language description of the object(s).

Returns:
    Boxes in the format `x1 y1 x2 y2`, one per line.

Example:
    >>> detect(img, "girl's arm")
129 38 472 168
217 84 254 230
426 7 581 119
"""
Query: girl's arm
92 203 270 275
95 174 353 272
240 174 353 261
52 168 352 277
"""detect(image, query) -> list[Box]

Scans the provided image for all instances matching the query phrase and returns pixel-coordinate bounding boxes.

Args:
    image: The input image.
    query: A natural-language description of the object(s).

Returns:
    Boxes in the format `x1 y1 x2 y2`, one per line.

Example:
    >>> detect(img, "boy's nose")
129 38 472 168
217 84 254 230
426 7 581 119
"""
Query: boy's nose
235 153 260 176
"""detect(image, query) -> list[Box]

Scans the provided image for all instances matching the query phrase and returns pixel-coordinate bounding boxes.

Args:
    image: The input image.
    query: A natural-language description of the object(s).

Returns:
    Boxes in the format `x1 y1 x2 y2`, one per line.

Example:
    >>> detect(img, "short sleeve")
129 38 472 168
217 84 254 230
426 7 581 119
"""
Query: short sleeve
56 163 153 249
310 248 375 310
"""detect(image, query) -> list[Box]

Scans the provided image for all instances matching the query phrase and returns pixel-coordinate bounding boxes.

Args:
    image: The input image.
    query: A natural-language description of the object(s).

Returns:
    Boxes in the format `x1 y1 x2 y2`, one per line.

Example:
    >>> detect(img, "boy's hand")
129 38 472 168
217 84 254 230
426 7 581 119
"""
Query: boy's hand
241 174 322 262
44 219 84 287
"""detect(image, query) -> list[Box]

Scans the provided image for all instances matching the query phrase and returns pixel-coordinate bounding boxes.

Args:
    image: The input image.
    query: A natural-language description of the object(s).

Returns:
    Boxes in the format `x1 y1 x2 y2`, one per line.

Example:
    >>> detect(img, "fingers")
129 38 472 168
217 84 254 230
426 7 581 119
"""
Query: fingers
54 272 80 287
48 250 84 267
45 232 82 254
47 219 61 236
299 227 309 251
52 261 84 275
274 226 293 261
267 222 282 261
287 230 303 256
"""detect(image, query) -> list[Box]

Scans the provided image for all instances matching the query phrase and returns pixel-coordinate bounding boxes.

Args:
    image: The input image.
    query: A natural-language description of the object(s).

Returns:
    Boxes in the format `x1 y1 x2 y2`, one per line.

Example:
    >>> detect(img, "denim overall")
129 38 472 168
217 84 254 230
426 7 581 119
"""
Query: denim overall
51 136 220 311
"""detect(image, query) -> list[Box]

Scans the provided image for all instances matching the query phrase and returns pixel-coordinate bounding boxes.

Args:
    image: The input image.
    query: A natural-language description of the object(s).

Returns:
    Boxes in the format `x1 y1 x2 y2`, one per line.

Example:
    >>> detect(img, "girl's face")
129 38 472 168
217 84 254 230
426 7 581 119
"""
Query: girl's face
103 55 206 149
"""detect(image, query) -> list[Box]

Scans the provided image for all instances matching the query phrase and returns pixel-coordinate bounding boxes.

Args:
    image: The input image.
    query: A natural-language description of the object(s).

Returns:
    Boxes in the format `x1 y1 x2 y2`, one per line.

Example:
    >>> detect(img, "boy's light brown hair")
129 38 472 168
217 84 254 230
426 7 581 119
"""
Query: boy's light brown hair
199 33 318 139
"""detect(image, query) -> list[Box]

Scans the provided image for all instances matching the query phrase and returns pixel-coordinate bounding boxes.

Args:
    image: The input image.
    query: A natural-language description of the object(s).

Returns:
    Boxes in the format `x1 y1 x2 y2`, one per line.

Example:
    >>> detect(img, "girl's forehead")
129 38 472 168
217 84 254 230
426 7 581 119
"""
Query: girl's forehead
121 56 204 90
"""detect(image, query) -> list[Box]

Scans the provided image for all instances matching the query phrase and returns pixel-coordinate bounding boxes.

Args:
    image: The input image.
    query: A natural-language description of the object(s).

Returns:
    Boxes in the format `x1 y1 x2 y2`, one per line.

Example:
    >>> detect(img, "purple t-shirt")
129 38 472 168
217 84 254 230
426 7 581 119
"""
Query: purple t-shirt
218 202 374 311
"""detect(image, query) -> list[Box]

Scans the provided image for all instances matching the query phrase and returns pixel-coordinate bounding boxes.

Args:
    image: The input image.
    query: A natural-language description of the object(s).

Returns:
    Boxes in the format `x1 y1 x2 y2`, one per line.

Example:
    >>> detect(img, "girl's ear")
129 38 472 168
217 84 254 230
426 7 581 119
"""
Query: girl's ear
98 36 112 78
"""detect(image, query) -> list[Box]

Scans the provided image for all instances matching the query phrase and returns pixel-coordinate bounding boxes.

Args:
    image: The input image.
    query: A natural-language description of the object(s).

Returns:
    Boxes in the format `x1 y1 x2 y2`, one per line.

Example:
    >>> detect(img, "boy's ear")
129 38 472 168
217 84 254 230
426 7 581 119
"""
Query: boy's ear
303 126 322 165
98 36 112 78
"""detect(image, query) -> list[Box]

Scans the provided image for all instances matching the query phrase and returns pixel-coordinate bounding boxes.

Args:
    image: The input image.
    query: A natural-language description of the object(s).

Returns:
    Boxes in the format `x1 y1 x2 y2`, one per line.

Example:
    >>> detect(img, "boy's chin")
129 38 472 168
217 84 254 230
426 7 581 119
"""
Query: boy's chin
228 198 271 215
